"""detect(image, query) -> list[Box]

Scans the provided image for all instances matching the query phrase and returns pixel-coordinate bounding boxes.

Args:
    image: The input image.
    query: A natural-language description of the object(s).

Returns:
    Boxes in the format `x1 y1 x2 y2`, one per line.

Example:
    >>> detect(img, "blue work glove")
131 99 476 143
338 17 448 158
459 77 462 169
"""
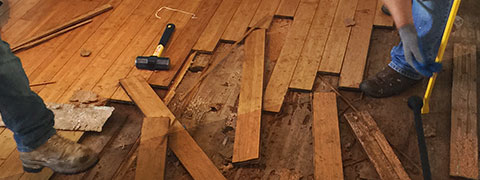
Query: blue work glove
398 24 442 77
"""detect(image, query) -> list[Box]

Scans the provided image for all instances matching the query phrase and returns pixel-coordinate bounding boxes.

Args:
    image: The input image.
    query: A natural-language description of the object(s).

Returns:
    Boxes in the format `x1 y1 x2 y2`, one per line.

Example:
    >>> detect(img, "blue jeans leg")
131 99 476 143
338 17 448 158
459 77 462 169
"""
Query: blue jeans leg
389 0 453 80
0 37 55 152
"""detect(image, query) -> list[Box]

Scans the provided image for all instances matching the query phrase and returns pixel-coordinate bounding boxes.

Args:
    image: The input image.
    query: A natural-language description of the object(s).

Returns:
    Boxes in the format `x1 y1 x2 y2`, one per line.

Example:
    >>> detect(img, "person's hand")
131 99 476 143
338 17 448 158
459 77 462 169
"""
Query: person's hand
399 24 442 77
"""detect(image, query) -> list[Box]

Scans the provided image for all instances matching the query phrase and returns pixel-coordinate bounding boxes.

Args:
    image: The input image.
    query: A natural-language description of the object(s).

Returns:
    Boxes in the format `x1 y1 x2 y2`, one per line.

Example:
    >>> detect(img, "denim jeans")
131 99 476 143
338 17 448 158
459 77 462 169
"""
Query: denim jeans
389 0 453 80
0 37 55 152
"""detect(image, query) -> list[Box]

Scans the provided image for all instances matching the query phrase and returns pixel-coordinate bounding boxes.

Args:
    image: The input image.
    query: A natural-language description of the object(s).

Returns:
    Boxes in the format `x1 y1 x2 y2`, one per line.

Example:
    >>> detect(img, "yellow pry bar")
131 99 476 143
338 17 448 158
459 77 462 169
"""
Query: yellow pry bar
422 0 462 114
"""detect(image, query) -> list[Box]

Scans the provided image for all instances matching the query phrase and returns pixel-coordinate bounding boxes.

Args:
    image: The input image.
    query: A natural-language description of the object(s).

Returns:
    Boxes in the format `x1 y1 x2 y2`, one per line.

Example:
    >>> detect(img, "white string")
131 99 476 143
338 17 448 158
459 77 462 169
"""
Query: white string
155 7 197 19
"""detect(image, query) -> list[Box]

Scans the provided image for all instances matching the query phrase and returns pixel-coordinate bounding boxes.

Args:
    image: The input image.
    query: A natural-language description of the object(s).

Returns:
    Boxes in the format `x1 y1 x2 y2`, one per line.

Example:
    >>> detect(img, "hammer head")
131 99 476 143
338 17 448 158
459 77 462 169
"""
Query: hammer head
135 56 170 70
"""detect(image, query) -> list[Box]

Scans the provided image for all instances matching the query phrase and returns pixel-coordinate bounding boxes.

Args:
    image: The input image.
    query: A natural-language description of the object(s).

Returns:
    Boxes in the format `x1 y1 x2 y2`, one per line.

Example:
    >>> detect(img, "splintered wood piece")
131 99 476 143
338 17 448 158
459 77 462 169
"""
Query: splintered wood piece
373 0 394 27
263 0 319 112
275 0 301 18
221 0 262 42
313 92 343 179
289 0 339 90
192 0 242 52
344 111 410 180
248 0 281 29
338 0 376 89
146 0 224 88
233 29 265 163
119 76 226 180
450 44 478 179
135 117 169 180
318 0 358 74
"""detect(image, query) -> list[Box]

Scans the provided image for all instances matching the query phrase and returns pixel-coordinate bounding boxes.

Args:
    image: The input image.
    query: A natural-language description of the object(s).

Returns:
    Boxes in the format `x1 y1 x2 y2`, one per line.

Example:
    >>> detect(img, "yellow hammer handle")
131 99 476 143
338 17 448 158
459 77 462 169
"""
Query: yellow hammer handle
422 0 461 114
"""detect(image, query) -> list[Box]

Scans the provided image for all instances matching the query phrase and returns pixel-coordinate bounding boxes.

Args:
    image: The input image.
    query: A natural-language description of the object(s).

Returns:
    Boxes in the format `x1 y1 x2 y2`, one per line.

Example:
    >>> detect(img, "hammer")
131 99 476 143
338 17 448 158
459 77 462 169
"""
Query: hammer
408 96 432 180
135 23 175 70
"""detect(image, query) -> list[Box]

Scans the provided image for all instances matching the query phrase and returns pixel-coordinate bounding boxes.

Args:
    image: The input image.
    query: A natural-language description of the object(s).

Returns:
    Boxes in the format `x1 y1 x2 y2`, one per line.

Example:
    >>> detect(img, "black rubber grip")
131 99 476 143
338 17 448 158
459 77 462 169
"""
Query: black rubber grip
158 23 175 47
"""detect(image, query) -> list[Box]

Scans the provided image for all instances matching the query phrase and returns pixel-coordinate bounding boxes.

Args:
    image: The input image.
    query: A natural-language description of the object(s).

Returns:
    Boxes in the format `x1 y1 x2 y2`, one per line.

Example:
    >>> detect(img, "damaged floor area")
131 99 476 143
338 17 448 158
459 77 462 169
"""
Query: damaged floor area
0 0 478 179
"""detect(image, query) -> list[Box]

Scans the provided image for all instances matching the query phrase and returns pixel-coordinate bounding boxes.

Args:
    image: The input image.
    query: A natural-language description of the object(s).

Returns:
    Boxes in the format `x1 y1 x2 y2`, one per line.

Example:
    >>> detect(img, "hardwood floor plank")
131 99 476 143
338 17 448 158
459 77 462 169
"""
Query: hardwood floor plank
313 92 343 179
275 0 301 18
233 29 265 163
318 0 358 74
373 0 393 27
248 0 281 29
135 117 169 180
120 76 226 180
192 0 242 52
56 0 164 103
220 0 262 42
263 0 319 112
20 1 108 77
450 43 478 179
27 0 123 93
338 0 376 89
288 0 339 90
344 111 410 180
35 0 143 103
92 0 184 103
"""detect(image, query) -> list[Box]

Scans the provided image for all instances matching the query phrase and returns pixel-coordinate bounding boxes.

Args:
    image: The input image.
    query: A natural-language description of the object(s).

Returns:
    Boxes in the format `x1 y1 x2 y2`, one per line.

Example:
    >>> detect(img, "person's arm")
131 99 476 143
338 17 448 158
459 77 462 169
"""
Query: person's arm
382 0 414 28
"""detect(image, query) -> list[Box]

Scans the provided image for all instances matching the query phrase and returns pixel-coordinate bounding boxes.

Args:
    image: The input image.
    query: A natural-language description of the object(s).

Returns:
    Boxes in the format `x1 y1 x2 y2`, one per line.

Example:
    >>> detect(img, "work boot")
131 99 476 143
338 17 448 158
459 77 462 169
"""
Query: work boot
19 134 98 174
360 67 421 98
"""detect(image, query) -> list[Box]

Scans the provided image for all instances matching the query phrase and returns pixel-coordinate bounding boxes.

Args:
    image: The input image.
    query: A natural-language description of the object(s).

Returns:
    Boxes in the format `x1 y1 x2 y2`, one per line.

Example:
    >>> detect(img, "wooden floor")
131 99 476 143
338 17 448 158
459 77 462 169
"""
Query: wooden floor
0 0 478 179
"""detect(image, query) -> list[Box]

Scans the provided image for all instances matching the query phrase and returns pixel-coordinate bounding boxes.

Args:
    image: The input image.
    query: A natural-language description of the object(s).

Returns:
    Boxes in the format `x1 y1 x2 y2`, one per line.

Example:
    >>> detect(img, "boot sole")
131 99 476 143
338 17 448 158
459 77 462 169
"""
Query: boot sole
22 156 99 174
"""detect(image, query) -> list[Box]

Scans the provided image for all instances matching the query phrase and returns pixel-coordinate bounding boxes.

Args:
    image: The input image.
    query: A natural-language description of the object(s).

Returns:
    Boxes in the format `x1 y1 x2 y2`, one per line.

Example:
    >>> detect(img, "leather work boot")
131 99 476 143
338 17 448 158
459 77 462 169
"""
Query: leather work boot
360 67 421 98
19 134 99 174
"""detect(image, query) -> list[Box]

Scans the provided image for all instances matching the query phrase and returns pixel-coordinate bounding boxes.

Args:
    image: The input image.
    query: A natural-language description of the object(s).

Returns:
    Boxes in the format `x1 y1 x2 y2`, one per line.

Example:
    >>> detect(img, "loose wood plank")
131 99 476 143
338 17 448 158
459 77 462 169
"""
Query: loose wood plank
288 0 339 90
145 0 224 88
313 92 343 179
450 44 478 179
135 117 169 180
192 0 242 52
120 76 226 180
318 0 358 74
344 111 410 180
263 0 319 112
338 0 376 89
373 0 393 27
220 0 262 42
275 0 301 18
248 0 281 29
233 29 265 163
